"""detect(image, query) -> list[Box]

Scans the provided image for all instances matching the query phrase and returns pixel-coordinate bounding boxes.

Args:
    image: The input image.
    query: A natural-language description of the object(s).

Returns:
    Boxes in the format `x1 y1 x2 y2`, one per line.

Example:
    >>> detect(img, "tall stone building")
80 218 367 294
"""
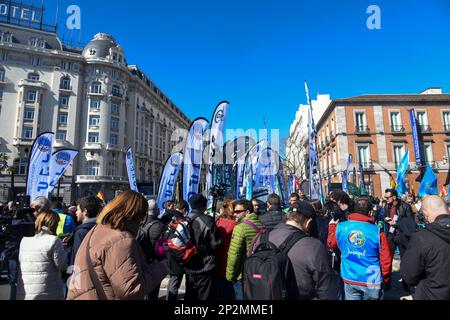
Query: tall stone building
0 18 190 203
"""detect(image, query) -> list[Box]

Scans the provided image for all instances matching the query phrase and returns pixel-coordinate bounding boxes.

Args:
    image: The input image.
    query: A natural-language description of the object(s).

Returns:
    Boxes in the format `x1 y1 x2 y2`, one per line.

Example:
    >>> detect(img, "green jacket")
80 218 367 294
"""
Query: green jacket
226 213 263 282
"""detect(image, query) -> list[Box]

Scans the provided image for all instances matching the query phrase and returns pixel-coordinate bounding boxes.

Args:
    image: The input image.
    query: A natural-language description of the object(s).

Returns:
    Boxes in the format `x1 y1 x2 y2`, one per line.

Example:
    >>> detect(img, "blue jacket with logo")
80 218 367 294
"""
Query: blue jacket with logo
336 219 383 286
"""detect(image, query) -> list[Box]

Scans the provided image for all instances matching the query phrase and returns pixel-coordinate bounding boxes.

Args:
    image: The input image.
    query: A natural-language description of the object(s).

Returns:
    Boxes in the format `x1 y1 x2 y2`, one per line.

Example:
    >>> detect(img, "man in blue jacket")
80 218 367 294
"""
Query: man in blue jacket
68 196 101 266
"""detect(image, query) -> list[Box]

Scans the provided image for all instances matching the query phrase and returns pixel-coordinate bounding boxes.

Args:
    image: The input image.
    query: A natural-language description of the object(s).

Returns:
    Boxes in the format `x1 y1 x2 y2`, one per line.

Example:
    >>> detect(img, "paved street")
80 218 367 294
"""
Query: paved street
0 273 408 301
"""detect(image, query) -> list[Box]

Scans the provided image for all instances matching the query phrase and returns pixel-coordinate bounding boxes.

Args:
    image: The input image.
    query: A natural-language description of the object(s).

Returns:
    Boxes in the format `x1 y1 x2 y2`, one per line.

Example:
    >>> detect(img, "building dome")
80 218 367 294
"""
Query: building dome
82 33 120 59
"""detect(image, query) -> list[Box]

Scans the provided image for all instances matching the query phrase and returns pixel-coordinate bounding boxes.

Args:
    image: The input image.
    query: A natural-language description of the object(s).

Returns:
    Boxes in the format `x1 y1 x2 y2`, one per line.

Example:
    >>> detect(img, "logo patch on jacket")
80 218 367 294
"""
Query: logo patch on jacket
348 230 366 248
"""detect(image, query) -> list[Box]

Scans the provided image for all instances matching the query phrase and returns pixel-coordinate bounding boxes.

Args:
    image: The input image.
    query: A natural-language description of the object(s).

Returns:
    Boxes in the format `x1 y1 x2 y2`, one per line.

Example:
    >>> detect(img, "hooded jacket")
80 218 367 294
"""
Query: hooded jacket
66 224 168 300
259 206 286 230
401 215 450 300
17 228 68 300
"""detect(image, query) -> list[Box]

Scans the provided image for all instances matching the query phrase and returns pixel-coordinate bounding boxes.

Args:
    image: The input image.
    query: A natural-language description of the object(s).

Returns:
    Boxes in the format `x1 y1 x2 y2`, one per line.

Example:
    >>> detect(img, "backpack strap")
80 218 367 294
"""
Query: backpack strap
85 226 108 300
278 231 308 254
243 220 266 234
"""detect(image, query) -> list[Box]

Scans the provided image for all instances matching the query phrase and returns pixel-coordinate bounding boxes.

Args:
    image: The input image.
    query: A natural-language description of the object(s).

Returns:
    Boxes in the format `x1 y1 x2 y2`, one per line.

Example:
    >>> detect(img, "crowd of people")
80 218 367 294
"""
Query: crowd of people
0 187 449 301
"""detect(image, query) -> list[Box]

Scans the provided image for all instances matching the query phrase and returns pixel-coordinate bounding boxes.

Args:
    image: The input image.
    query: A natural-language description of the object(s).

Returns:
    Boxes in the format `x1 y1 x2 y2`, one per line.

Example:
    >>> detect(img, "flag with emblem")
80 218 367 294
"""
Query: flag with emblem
418 165 438 198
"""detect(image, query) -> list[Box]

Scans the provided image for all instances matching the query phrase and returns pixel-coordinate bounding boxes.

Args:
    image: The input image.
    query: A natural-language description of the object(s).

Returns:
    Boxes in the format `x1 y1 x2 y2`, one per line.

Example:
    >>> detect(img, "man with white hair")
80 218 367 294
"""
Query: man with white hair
401 195 450 300
30 197 51 218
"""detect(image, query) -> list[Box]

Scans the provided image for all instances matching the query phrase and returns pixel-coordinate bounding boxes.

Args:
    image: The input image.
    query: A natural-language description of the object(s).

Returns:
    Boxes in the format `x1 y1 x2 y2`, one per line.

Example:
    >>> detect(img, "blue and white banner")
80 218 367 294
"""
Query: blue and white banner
409 109 422 167
342 154 353 192
238 140 267 199
288 174 295 195
157 152 183 214
126 148 139 192
183 118 210 203
276 155 288 208
253 148 278 196
307 95 318 200
206 101 229 209
48 149 78 194
27 132 54 202
225 136 255 198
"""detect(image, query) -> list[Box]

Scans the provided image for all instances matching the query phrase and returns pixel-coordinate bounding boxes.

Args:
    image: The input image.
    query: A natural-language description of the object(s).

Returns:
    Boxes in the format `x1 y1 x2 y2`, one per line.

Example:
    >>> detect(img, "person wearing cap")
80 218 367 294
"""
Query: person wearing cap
136 198 166 300
257 201 341 300
184 194 222 301
328 197 393 300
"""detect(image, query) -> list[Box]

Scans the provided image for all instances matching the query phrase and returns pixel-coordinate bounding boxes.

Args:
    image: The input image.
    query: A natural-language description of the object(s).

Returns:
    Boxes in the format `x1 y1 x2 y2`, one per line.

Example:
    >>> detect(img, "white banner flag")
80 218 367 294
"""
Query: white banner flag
206 101 229 209
157 152 183 214
126 148 139 192
183 118 209 204
48 149 78 194
27 132 55 202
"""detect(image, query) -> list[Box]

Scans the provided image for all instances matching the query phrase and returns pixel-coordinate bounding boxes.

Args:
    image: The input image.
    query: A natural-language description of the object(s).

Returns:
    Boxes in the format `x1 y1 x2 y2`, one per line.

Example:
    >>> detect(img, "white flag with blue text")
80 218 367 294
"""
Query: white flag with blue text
48 149 78 194
157 152 183 214
27 132 54 202
126 148 139 192
183 118 209 203
206 101 229 209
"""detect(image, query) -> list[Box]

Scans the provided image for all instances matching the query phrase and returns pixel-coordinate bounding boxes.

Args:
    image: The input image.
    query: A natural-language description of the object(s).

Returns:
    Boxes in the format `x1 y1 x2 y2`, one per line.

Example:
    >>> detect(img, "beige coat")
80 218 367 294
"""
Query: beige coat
67 224 168 300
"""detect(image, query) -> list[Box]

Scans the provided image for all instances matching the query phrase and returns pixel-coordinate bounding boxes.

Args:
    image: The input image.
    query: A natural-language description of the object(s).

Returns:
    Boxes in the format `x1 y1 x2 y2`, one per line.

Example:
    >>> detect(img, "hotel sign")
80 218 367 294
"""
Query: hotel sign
0 1 42 25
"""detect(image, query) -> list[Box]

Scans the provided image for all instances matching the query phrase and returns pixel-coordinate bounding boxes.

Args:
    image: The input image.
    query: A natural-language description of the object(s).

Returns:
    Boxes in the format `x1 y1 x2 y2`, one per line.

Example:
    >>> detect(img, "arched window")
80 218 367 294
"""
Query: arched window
91 82 102 94
87 161 100 176
27 73 40 81
60 76 71 90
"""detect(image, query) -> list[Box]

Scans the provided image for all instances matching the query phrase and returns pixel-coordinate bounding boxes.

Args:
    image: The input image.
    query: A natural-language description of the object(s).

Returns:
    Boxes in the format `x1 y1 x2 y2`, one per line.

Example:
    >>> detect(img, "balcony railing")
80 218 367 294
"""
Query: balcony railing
444 124 450 132
75 175 129 184
59 85 72 91
391 125 405 133
361 161 375 170
355 126 370 134
19 79 47 90
418 125 432 133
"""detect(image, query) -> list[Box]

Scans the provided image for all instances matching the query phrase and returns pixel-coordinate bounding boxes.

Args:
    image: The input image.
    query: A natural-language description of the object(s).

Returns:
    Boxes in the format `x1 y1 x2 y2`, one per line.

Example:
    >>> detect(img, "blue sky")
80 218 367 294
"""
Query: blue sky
46 0 450 138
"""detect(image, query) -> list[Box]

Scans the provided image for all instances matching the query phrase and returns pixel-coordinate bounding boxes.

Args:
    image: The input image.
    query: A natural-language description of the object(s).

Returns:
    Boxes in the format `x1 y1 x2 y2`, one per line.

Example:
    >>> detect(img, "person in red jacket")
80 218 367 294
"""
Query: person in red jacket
327 197 393 300
214 200 237 299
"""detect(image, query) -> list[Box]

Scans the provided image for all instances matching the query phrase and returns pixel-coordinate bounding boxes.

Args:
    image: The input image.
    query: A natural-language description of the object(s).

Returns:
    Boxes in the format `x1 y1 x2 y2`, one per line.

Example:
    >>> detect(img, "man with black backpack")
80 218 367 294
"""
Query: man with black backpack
226 200 264 300
183 194 222 301
136 199 166 300
244 201 341 300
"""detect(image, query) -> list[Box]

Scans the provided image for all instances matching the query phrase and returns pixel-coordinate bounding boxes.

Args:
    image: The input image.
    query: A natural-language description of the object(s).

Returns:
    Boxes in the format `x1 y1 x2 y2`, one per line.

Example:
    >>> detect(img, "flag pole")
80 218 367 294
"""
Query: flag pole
305 81 325 204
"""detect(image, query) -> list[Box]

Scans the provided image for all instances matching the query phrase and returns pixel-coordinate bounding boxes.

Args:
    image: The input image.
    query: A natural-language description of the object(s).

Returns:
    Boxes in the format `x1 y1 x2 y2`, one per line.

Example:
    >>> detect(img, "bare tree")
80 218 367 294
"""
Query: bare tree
282 136 306 178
